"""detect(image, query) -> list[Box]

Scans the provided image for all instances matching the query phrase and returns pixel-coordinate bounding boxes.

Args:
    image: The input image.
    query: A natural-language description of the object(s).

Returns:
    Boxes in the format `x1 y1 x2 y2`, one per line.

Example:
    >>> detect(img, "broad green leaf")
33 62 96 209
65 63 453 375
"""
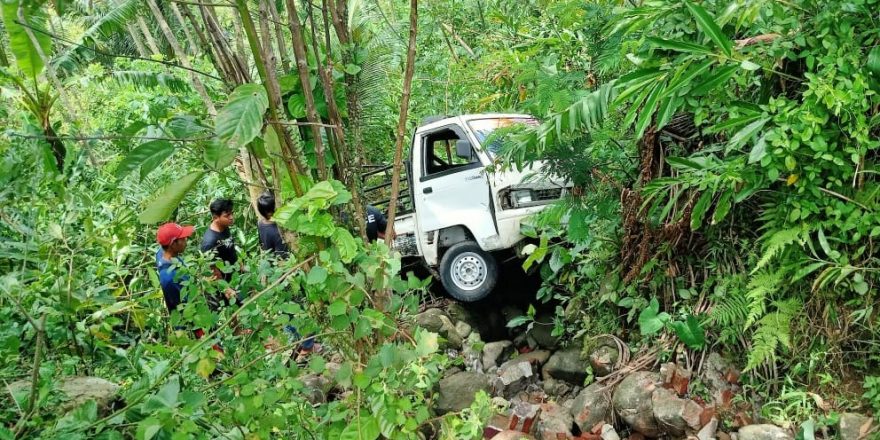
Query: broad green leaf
711 188 733 225
690 190 714 230
115 140 174 181
332 228 358 263
748 134 768 164
691 65 738 95
655 96 680 130
867 46 880 78
669 315 705 349
307 266 328 285
647 37 711 54
685 1 733 57
638 298 670 336
264 126 281 155
740 60 761 71
1 1 51 79
138 171 205 224
634 82 665 139
195 357 215 378
727 117 769 153
204 140 238 169
215 83 269 149
164 115 209 139
340 415 380 440
328 300 347 316
663 59 714 98
136 417 161 440
287 94 307 118
666 156 705 170
506 315 530 328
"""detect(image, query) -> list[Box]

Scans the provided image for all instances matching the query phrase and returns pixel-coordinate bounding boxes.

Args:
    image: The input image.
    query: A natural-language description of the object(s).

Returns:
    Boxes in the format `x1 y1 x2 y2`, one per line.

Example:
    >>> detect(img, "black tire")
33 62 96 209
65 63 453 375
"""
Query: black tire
439 241 499 302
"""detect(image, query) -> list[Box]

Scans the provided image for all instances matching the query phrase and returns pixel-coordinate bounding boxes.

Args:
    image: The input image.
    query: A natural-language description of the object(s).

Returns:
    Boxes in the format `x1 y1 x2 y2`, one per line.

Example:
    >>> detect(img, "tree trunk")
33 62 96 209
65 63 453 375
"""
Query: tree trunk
285 0 329 180
168 2 199 56
136 16 162 55
178 3 233 89
266 0 290 73
384 0 418 245
235 0 307 195
125 23 149 57
145 0 217 116
199 5 249 85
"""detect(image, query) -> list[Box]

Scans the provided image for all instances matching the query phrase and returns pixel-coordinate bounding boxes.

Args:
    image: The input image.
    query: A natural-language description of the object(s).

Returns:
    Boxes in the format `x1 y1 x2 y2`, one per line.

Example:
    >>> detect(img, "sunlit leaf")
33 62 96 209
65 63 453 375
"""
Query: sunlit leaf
138 171 205 224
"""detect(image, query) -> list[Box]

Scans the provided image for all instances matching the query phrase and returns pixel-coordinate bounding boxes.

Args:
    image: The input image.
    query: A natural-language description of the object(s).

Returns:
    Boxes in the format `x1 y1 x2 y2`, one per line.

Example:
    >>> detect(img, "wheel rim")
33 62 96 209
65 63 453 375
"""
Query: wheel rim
450 251 487 291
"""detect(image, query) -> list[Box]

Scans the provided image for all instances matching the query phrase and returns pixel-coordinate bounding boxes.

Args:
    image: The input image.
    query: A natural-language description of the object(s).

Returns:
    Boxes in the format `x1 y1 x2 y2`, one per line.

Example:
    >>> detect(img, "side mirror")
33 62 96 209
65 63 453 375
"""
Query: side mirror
455 139 473 159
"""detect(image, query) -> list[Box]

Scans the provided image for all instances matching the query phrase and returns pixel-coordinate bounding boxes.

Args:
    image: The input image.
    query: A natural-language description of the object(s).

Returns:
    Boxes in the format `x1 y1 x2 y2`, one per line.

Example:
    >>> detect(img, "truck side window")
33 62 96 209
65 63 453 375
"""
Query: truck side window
423 128 478 177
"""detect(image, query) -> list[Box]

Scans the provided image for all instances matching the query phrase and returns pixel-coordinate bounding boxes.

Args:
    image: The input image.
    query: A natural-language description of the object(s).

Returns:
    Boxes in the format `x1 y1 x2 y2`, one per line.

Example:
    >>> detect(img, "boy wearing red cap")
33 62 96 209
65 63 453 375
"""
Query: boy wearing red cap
156 222 195 313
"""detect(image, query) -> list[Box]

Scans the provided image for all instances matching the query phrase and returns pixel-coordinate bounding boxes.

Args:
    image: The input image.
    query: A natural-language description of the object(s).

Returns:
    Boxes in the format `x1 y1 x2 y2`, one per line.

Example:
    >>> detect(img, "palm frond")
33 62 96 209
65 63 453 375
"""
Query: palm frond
111 70 191 93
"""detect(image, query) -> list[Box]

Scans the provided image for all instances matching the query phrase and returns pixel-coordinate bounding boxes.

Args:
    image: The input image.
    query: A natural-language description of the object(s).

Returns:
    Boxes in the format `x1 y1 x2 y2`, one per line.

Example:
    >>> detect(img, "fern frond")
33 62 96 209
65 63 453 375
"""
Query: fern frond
744 270 782 329
753 227 803 273
54 0 143 73
744 299 800 372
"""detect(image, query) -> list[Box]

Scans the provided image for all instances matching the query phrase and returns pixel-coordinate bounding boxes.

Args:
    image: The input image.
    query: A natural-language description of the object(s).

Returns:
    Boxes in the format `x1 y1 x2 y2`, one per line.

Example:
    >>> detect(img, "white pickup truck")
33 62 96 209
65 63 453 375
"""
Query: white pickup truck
371 114 568 302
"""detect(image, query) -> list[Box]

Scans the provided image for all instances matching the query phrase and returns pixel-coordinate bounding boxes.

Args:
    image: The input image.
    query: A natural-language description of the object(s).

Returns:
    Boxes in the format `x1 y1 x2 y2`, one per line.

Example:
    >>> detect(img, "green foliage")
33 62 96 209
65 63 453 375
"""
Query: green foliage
1 0 52 79
215 83 269 149
138 171 205 224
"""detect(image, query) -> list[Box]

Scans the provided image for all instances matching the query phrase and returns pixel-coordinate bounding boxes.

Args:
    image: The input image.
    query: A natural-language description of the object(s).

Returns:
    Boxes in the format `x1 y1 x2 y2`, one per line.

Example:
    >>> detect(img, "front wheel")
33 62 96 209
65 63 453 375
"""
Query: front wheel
439 241 498 302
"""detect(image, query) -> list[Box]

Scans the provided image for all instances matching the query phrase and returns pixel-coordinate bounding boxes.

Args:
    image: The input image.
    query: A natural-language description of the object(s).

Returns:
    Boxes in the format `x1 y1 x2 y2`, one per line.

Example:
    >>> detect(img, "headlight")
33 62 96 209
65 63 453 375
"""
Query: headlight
512 189 533 206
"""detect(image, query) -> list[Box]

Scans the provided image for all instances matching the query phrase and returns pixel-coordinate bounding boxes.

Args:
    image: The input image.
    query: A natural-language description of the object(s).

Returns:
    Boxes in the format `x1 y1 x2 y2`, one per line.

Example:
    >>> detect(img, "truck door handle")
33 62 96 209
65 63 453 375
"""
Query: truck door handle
423 187 433 194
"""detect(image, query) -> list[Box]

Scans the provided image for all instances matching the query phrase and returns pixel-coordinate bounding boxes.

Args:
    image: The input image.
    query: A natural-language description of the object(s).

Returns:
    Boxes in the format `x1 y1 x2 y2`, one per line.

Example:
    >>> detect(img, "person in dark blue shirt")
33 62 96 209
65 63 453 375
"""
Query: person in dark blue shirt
155 222 195 312
365 205 388 242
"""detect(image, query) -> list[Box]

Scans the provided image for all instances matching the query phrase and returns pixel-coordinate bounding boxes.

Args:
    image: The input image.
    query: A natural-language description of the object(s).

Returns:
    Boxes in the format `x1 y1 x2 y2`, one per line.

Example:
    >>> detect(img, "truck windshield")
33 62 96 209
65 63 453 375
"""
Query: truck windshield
468 118 538 156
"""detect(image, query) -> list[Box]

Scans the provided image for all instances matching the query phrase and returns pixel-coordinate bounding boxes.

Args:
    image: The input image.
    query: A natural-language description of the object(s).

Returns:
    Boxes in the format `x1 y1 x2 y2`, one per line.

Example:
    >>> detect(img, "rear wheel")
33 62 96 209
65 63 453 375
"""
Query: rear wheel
439 241 498 302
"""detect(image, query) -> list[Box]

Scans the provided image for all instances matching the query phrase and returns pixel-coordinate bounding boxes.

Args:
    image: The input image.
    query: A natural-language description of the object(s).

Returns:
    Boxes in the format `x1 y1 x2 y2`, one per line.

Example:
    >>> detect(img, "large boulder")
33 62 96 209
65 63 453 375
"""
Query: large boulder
483 340 515 371
839 413 873 440
9 376 120 413
414 308 462 349
651 387 702 436
492 359 535 399
612 371 661 437
737 425 793 440
589 345 620 377
542 348 588 385
535 402 574 440
436 371 491 415
570 382 612 432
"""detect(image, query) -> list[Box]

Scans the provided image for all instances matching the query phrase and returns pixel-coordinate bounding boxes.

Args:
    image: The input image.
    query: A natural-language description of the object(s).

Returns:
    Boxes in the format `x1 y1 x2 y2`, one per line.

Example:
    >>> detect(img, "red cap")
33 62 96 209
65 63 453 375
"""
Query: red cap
156 223 195 246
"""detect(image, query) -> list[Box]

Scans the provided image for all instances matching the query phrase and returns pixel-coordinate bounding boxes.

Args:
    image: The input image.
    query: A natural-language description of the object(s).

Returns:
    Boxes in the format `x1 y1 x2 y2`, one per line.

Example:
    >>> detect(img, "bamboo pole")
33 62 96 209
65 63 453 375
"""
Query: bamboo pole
145 0 217 115
168 2 199 55
285 0 329 180
384 0 418 246
266 0 290 73
135 15 162 55
125 23 149 57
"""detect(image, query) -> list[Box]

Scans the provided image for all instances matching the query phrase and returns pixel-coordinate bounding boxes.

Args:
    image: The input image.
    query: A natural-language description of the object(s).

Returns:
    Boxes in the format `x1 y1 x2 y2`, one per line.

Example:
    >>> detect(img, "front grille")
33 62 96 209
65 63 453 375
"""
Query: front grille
533 188 563 201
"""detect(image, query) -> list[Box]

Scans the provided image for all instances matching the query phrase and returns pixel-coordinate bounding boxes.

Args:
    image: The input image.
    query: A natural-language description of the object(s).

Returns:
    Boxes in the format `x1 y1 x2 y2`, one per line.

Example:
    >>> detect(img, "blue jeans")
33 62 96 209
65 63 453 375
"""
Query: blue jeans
284 325 315 350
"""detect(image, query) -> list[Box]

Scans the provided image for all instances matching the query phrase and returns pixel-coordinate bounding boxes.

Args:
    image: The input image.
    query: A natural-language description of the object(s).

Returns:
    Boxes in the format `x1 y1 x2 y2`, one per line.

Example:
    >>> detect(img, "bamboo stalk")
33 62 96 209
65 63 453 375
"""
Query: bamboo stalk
145 0 217 115
136 15 162 55
125 23 149 57
384 0 419 247
285 0 329 179
168 1 200 55
266 0 290 73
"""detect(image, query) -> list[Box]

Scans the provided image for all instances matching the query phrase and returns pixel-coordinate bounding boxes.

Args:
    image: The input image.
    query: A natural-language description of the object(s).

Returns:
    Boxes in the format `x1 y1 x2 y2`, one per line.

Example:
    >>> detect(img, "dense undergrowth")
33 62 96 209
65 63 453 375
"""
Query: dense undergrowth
1 0 879 438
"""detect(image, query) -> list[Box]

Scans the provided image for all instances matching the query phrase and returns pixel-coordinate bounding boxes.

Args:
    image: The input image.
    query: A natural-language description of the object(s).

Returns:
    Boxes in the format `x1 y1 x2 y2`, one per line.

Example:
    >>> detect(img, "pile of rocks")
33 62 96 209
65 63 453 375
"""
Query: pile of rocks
418 307 875 440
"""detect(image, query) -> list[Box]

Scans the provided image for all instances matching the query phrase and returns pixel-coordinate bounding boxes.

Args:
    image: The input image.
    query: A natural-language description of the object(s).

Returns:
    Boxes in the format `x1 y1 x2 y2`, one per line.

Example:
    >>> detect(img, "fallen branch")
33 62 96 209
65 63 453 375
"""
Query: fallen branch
735 33 781 49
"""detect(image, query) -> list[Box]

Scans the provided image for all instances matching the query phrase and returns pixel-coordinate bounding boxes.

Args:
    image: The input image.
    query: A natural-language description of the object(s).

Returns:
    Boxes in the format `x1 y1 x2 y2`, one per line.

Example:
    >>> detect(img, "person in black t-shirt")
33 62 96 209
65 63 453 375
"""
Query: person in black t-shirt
365 205 388 242
256 191 288 258
201 198 238 282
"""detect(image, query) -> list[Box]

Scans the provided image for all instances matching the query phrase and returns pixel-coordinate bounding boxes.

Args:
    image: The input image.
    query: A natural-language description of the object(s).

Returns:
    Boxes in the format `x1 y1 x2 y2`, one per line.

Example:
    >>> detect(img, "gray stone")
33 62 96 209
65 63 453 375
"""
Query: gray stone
415 308 448 333
483 340 515 370
500 350 552 371
542 377 573 397
542 349 588 385
698 418 719 440
570 382 612 432
589 345 619 377
535 402 573 440
612 371 661 437
462 332 484 372
493 430 537 440
300 374 333 404
414 308 464 349
527 313 560 350
493 360 535 399
651 387 702 436
456 321 473 339
736 425 793 440
839 413 873 440
700 352 739 406
601 424 621 440
9 376 120 413
436 371 491 415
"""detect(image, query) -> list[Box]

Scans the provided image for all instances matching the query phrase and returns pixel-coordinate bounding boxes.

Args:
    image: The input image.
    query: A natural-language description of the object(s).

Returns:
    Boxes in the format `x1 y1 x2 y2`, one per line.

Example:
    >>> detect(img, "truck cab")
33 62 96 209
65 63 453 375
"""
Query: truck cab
380 114 567 301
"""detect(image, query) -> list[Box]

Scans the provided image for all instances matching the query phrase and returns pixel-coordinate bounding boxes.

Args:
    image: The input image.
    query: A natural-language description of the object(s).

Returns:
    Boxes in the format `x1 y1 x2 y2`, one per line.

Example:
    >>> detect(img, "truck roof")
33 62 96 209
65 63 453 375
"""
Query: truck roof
415 113 534 133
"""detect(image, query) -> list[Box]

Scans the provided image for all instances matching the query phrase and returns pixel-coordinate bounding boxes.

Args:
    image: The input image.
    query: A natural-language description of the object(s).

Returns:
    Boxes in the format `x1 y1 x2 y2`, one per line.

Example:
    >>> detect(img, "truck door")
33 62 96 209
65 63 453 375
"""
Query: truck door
413 124 496 248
